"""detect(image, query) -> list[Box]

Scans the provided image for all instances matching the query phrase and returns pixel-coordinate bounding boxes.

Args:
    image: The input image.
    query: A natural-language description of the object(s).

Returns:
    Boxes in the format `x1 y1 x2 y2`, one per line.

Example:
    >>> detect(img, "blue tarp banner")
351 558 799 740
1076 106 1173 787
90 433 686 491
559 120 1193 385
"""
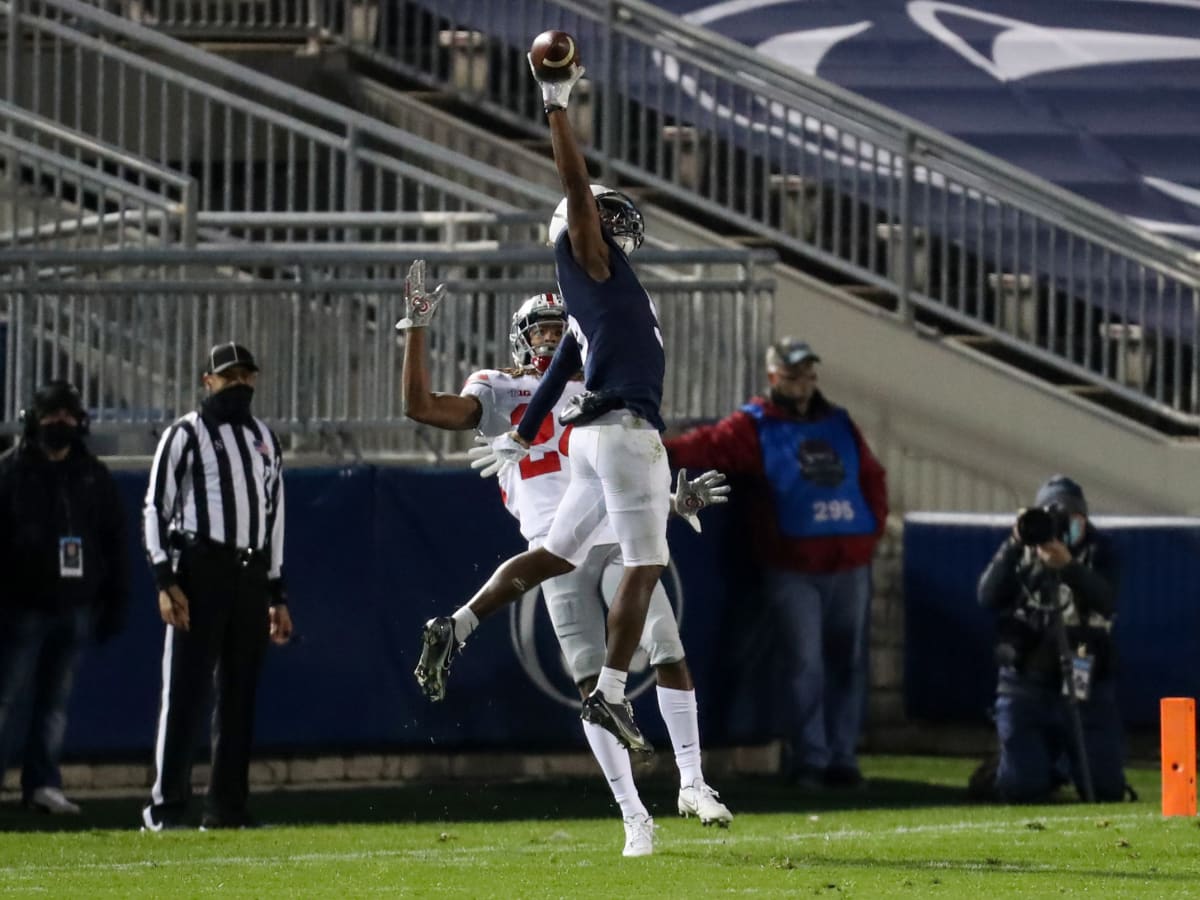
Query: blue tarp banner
63 466 761 756
904 514 1200 729
652 1 1200 242
59 472 1199 758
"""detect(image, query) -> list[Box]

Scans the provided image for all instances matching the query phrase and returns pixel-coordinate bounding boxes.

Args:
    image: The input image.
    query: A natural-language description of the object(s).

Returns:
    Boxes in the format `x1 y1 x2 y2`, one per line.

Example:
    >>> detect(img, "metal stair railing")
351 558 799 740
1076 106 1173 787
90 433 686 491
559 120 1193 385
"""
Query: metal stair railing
3 0 563 241
0 130 194 248
0 245 777 459
282 0 1200 429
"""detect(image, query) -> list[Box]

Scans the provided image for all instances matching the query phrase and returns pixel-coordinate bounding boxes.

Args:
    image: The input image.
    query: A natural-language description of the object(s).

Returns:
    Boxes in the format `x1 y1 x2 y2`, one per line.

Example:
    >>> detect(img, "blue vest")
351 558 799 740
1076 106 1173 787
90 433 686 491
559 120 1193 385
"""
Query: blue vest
743 402 876 538
554 230 666 430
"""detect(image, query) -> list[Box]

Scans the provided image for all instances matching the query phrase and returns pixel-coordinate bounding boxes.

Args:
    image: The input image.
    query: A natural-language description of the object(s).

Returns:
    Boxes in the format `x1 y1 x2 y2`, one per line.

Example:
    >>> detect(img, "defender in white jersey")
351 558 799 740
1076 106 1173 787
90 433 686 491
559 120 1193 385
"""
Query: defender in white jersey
397 265 731 856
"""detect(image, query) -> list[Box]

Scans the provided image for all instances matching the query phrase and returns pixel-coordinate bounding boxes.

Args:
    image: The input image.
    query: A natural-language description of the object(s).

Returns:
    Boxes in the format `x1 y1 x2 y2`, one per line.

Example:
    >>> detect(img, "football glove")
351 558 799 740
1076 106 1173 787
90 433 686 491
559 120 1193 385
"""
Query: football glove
527 54 585 113
468 433 530 478
395 258 446 331
671 468 730 534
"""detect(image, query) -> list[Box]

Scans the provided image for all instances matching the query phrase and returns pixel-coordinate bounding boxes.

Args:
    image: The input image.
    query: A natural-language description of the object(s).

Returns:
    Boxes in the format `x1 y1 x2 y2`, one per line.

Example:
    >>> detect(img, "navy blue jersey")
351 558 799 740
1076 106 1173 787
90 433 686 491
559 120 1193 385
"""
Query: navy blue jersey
557 230 665 425
517 230 667 441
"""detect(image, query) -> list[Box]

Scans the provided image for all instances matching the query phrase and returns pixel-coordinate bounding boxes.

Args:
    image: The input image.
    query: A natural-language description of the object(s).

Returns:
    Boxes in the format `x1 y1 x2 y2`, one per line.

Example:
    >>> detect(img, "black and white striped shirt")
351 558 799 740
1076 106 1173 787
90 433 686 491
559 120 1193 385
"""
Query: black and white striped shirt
143 410 285 581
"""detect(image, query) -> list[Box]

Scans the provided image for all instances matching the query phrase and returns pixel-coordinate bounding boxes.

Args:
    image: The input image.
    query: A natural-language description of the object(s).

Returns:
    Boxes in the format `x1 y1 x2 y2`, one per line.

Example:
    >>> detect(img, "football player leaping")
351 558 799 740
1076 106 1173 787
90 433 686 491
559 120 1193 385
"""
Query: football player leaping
398 263 732 857
414 43 676 770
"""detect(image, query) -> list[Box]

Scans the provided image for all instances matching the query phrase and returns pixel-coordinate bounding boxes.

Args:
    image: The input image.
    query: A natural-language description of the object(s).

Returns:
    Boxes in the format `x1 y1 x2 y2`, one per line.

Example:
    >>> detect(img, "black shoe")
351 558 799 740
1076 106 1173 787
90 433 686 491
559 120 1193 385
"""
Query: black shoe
414 616 460 702
200 810 259 830
785 765 825 790
580 693 653 754
140 805 188 832
823 765 865 789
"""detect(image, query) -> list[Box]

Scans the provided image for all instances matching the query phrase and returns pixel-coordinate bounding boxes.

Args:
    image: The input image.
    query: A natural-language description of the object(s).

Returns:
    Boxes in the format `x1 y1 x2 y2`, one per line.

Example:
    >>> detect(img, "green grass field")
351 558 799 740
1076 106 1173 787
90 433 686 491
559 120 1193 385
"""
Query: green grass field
0 756 1195 898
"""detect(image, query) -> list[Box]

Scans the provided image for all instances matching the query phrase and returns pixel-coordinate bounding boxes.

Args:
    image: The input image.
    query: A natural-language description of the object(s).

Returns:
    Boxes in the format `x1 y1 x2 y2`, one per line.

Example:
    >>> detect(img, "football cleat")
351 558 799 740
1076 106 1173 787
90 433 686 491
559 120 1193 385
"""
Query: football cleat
677 779 733 828
621 814 655 857
580 693 653 755
414 616 460 702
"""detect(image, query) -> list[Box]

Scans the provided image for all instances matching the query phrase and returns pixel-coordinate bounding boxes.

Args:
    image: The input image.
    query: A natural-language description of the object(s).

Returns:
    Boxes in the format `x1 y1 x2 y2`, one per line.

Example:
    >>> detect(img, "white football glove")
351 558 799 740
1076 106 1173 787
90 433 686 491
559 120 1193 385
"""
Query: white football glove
527 54 585 113
468 433 530 479
671 468 731 534
395 258 446 331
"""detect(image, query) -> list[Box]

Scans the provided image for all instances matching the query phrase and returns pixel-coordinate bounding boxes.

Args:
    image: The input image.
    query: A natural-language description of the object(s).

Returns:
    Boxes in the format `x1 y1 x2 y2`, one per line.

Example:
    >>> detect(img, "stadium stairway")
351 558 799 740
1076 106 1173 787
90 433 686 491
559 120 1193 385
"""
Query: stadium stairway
159 39 1200 519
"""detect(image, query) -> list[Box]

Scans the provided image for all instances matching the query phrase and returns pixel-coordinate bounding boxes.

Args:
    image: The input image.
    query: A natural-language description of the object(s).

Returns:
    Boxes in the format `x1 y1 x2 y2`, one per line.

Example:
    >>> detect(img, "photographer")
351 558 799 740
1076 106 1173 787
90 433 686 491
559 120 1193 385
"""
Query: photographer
975 475 1124 803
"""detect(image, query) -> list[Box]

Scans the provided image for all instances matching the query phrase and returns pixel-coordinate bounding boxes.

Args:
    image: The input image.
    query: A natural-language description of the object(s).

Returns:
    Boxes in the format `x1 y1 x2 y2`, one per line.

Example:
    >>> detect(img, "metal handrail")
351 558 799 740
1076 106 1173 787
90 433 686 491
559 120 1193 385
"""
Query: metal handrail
606 1 1200 277
0 132 191 246
0 100 196 196
1 246 777 454
4 0 562 215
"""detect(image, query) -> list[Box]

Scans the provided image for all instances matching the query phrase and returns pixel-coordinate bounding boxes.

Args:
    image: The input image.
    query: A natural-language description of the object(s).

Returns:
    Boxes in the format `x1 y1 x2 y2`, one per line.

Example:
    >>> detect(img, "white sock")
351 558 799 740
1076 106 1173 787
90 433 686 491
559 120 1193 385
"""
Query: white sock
658 686 704 788
582 722 647 820
451 607 479 644
594 667 627 704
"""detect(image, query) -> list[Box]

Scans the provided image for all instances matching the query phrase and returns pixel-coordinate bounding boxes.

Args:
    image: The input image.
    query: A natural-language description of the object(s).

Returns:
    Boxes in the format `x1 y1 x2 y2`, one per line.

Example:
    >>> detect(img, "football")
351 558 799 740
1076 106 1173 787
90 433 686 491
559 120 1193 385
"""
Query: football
529 30 580 81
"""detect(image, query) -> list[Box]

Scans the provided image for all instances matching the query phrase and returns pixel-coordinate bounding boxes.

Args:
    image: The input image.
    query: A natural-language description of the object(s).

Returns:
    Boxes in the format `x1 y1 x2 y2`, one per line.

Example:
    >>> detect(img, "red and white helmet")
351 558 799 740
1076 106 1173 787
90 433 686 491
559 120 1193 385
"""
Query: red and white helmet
510 293 567 372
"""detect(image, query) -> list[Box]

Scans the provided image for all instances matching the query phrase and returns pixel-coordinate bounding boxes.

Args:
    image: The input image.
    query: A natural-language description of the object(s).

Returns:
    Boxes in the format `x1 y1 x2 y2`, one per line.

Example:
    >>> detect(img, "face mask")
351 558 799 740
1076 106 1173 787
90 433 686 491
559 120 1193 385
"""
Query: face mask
769 388 800 415
1068 517 1085 547
205 383 254 423
38 422 78 452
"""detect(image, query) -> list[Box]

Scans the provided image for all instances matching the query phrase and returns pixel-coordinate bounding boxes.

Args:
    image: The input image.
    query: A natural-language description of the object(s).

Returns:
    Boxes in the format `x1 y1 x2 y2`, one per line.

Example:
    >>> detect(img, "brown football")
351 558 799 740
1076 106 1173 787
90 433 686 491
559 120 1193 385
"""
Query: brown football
529 30 580 82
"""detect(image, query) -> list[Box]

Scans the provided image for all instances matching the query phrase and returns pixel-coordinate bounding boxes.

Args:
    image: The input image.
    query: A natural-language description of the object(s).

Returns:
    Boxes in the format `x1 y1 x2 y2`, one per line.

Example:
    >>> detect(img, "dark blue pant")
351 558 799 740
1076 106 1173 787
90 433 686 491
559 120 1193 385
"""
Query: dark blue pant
0 606 91 800
994 669 1125 803
765 565 872 772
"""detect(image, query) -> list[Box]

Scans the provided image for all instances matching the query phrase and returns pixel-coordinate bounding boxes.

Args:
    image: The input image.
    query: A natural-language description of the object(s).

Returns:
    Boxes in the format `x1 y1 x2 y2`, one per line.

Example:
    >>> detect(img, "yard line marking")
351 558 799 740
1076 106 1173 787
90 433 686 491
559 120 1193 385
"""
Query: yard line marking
0 809 1162 878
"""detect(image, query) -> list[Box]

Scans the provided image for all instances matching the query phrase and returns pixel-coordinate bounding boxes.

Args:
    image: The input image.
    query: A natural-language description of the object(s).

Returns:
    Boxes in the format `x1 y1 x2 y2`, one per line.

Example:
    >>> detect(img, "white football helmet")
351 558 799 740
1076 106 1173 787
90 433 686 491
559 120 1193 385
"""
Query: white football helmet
547 184 645 255
510 293 567 372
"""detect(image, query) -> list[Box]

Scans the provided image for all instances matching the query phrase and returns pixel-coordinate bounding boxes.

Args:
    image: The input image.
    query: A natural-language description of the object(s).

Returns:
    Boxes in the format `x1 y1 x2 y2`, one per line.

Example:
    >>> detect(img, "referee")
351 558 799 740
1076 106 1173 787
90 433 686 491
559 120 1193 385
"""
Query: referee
140 342 292 831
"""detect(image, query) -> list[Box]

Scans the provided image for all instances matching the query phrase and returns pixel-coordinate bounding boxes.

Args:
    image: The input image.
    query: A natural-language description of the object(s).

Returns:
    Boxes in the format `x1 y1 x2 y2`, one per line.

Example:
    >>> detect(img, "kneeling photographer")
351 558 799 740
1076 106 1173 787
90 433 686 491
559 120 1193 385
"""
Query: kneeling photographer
974 475 1125 803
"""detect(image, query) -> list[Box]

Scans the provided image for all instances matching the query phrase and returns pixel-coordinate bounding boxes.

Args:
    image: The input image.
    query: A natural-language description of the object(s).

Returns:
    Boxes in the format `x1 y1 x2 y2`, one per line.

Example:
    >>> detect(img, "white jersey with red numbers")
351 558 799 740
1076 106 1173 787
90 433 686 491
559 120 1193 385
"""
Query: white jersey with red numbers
462 368 617 545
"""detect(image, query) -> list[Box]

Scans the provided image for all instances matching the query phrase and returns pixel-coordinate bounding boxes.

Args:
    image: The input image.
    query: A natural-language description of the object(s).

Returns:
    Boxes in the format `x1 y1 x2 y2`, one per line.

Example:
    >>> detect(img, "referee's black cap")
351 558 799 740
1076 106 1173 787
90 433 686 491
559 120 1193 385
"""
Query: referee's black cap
205 342 260 375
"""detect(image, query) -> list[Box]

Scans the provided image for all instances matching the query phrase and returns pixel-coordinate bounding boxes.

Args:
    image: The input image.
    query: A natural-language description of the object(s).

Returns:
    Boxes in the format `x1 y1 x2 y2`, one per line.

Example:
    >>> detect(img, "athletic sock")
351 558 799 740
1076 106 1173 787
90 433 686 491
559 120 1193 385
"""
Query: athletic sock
582 721 648 820
594 667 628 704
657 685 704 788
450 607 479 644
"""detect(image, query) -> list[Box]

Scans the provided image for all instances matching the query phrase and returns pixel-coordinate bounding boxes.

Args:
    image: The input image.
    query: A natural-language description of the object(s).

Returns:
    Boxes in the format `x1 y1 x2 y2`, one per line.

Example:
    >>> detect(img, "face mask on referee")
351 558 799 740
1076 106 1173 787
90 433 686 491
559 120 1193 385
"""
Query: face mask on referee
203 381 255 424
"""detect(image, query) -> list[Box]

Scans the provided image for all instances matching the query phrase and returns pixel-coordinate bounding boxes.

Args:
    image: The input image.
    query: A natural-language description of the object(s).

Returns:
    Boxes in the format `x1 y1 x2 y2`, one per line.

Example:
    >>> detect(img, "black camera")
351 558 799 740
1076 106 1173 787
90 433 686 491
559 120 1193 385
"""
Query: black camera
1016 505 1070 546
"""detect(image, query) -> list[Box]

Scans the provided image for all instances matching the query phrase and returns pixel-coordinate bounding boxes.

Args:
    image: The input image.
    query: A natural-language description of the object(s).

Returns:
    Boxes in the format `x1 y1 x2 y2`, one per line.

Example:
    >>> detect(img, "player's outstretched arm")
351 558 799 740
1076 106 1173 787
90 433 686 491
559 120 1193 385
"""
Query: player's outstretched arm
397 259 482 430
515 331 582 444
528 49 609 282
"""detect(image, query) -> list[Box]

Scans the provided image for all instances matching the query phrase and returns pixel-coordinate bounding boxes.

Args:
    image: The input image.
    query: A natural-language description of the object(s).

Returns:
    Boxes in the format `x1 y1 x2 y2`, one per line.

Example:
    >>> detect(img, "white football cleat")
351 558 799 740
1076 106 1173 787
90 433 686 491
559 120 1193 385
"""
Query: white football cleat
621 813 655 857
677 778 732 827
28 786 81 815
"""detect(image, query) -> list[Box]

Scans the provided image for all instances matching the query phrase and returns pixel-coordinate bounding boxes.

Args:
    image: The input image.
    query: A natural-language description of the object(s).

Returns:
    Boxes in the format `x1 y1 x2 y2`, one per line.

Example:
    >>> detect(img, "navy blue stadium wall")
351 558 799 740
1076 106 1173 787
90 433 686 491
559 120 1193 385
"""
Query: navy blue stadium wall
65 466 768 757
905 515 1200 730
61 469 1197 758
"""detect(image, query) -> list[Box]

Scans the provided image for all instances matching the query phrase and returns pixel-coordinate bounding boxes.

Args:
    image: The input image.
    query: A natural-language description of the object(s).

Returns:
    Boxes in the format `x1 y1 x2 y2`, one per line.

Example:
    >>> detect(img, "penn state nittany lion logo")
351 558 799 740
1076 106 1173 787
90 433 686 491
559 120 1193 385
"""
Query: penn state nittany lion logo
508 560 686 709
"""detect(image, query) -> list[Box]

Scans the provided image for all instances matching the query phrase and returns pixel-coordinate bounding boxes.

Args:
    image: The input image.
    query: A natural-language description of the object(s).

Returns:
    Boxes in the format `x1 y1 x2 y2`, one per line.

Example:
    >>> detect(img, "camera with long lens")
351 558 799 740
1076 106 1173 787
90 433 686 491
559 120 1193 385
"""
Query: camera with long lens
1016 505 1071 546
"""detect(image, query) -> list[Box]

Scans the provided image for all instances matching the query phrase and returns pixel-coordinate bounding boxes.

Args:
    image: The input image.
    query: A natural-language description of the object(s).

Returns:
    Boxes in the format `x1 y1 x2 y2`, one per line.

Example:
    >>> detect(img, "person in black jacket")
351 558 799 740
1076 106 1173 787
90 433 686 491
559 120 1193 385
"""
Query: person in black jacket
975 475 1124 803
0 381 128 814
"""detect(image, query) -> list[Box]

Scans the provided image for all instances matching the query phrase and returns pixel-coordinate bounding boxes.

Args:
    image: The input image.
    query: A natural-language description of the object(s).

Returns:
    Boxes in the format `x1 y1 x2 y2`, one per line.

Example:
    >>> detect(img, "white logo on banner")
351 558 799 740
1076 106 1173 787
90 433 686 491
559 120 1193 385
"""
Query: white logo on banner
908 1 1200 81
507 560 686 709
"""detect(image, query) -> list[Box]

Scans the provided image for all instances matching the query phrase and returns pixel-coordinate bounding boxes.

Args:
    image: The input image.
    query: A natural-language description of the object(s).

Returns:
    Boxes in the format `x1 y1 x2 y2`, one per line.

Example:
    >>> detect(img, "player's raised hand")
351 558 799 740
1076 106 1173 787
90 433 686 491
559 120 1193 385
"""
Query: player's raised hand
527 30 585 113
671 468 731 533
468 433 530 478
395 258 446 331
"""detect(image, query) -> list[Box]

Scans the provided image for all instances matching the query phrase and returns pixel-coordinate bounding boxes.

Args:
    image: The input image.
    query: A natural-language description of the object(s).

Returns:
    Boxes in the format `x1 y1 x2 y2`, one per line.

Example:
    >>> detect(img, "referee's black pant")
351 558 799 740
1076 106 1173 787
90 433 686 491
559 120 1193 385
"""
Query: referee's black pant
145 538 270 826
